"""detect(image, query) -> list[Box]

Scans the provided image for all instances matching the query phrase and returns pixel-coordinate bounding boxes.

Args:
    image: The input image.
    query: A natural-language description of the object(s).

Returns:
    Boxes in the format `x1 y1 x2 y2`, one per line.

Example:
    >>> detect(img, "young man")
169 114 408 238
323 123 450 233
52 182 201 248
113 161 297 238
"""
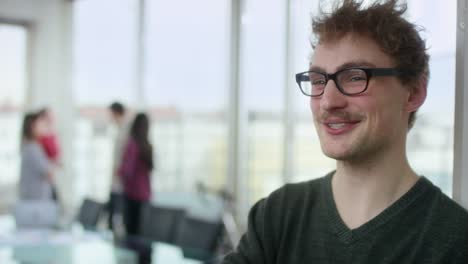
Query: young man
223 0 468 263
107 102 129 232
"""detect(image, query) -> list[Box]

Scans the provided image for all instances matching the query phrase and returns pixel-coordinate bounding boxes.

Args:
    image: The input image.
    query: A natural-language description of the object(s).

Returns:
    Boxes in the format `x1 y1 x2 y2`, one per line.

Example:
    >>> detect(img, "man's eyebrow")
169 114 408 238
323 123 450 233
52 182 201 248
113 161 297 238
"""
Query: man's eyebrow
309 61 378 73
337 61 377 71
309 65 326 72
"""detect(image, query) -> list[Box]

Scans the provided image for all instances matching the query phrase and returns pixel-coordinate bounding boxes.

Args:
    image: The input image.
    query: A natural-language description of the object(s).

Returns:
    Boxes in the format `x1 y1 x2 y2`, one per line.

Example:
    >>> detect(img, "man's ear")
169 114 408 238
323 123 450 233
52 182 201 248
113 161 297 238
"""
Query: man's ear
406 77 427 113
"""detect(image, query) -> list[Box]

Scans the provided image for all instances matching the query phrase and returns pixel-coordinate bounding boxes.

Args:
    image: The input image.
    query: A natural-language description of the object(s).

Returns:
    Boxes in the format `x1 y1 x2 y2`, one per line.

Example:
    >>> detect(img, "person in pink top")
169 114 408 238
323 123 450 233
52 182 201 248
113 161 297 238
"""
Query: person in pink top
119 112 154 235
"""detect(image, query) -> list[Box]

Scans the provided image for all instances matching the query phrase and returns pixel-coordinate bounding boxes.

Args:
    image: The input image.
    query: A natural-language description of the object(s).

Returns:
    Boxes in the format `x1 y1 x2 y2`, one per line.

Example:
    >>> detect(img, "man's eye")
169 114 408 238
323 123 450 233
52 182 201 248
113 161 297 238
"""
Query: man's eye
312 80 326 85
346 75 366 82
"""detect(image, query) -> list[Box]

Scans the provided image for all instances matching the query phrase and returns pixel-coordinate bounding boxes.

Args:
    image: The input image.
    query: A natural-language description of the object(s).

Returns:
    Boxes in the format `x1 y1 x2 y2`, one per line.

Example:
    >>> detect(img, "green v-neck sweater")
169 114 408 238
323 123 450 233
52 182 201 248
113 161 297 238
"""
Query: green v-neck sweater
223 173 468 264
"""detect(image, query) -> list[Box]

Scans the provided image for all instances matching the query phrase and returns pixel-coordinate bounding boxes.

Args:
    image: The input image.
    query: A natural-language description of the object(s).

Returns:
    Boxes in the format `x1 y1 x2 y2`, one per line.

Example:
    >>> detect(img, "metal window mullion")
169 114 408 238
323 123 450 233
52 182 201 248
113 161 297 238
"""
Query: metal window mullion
453 0 468 209
283 0 295 184
136 0 146 109
227 0 247 227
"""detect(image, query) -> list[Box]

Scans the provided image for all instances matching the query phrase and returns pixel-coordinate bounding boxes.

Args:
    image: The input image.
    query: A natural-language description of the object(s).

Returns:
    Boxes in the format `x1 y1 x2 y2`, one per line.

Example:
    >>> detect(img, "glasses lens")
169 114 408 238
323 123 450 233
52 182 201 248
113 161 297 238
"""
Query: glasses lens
300 72 326 96
337 69 368 94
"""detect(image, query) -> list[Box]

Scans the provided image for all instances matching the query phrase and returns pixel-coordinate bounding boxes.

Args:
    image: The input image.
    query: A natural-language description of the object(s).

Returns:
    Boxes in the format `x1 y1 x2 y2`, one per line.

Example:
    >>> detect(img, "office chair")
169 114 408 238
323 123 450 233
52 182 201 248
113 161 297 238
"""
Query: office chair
174 215 223 261
121 204 186 264
139 204 186 244
78 198 105 230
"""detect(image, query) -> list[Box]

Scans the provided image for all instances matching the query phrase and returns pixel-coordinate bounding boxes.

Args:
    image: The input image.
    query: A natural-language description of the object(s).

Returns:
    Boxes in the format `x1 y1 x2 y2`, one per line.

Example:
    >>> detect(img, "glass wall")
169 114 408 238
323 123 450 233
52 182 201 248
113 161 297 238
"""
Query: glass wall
73 0 138 203
74 0 230 204
144 0 230 193
406 0 456 195
240 0 286 205
0 24 27 211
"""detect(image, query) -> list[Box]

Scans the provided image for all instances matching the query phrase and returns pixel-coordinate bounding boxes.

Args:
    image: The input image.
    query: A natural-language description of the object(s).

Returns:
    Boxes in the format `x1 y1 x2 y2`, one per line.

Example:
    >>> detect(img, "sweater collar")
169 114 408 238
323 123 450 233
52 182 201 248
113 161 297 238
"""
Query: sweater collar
322 171 431 244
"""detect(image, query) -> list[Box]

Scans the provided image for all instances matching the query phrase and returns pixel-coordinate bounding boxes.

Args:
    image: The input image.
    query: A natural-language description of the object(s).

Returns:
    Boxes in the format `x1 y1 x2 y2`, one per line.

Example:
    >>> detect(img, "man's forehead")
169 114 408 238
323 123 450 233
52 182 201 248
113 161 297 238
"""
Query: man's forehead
309 61 378 73
310 34 394 72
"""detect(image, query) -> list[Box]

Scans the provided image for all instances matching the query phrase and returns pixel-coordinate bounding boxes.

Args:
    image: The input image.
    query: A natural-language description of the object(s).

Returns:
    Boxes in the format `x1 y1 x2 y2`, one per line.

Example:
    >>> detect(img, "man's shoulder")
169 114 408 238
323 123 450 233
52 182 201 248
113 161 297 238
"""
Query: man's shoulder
431 194 468 259
438 192 468 217
418 181 468 248
429 188 468 229
421 179 468 222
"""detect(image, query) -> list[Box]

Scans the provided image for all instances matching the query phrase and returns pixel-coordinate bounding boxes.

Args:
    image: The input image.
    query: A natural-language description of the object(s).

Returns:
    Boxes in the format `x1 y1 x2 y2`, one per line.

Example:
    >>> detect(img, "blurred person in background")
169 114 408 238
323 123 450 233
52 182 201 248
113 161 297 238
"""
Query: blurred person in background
37 107 61 165
107 101 129 232
119 112 154 235
37 107 61 201
18 112 54 200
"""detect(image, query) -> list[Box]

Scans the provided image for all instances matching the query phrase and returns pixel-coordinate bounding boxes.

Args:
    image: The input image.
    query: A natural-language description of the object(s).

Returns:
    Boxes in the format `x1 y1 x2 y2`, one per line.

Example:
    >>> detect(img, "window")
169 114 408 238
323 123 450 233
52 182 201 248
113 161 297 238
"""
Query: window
240 0 286 204
73 0 138 203
0 24 27 208
73 0 138 106
406 0 456 195
0 24 27 181
144 0 230 192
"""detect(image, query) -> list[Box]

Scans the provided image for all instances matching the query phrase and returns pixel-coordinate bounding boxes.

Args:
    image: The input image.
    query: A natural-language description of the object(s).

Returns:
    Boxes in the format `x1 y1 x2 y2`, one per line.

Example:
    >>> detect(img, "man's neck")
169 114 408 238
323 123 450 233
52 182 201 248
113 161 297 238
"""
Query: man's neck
331 149 419 230
116 116 126 127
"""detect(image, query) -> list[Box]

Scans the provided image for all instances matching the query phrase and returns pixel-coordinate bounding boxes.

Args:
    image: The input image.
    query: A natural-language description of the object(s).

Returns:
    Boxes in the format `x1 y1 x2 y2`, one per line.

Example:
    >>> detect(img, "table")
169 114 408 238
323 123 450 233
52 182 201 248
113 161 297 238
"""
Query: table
0 215 204 264
0 228 137 264
0 232 206 264
151 243 203 264
119 236 205 264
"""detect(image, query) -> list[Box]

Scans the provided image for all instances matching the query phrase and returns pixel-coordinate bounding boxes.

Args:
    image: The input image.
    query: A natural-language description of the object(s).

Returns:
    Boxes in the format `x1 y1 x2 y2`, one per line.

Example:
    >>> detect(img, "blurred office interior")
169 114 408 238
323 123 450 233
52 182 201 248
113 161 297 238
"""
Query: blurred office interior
0 0 467 263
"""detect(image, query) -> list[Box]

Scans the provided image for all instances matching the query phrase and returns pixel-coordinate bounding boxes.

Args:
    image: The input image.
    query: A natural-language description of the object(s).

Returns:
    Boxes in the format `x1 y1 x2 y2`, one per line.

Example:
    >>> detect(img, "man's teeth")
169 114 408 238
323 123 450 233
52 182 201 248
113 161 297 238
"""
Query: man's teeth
328 123 346 129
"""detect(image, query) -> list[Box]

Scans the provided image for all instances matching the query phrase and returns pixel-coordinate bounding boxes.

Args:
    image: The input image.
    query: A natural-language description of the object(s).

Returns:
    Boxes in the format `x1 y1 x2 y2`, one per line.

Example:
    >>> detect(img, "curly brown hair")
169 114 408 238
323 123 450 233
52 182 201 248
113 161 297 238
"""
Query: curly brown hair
312 0 429 129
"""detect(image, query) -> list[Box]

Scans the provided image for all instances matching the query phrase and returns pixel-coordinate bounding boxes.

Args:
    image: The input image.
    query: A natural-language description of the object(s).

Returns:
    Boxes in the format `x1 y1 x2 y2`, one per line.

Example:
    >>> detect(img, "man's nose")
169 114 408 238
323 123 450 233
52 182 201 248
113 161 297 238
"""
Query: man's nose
319 80 348 111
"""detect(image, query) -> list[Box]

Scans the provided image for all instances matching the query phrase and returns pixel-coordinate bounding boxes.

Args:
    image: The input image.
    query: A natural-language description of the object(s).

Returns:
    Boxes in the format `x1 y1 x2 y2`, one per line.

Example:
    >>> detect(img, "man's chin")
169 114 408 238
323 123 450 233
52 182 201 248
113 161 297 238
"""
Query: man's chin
323 152 349 161
323 146 382 164
321 147 358 161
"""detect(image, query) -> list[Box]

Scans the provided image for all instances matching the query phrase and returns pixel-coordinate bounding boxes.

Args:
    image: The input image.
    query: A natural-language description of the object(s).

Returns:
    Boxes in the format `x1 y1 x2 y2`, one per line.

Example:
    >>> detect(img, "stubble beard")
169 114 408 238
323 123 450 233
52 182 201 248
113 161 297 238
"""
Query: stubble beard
314 111 388 165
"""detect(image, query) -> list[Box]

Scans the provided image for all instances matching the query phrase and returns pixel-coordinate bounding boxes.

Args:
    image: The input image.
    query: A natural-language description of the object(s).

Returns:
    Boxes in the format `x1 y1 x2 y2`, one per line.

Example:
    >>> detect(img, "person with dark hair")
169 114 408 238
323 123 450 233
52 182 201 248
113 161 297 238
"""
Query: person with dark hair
107 101 129 232
18 112 54 200
110 102 125 117
119 112 154 235
223 1 468 263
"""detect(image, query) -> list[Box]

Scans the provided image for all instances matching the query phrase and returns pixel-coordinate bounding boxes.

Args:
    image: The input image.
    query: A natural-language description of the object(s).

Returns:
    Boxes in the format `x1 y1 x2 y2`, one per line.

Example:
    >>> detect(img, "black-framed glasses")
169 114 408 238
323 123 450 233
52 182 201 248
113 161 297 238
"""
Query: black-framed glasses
295 68 401 97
